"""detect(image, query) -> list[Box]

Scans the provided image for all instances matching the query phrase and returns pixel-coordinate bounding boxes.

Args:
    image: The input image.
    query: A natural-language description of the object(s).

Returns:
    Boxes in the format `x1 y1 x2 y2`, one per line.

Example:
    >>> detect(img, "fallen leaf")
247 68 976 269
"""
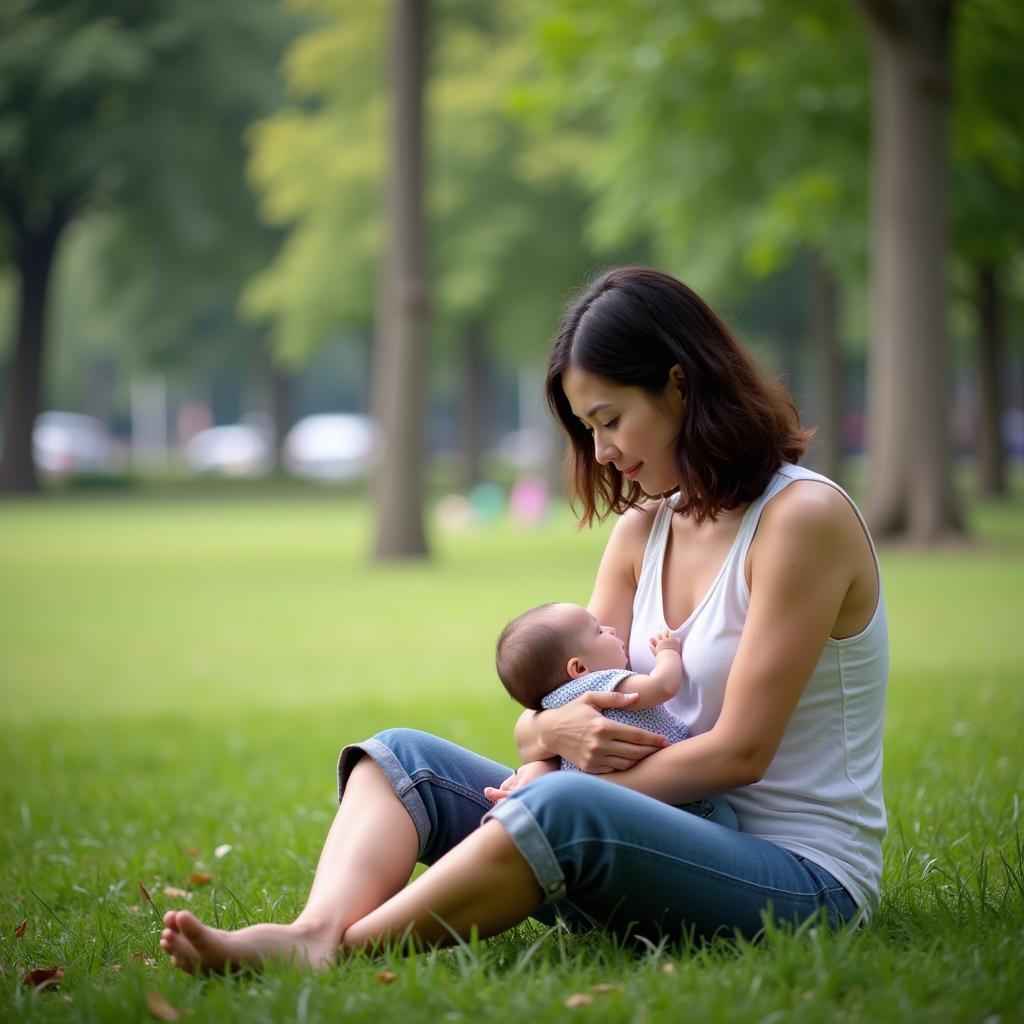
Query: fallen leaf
661 962 677 975
139 882 153 904
161 887 192 901
63 995 73 1004
14 920 27 939
186 846 200 857
109 964 123 973
564 993 593 1008
213 844 232 859
188 873 213 886
146 990 181 1022
376 970 397 984
22 967 64 990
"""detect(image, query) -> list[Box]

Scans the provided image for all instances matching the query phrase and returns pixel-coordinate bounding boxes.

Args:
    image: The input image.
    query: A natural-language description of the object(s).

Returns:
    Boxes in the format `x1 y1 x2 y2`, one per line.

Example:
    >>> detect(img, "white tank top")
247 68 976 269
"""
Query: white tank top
628 463 888 912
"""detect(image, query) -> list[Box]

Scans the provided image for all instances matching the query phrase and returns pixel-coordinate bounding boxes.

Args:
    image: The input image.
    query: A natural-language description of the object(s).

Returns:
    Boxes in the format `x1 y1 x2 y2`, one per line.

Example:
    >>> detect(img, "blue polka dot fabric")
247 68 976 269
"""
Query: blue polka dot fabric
540 668 689 772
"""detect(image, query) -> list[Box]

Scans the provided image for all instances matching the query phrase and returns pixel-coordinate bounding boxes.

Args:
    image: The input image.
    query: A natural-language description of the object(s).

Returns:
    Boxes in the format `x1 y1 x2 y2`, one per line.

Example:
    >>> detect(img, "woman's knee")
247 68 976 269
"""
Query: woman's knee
371 727 456 765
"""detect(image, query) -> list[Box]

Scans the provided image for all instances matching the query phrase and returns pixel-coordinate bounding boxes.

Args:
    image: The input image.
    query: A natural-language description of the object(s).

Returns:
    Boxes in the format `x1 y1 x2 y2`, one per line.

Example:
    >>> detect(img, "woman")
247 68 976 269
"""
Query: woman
160 267 887 973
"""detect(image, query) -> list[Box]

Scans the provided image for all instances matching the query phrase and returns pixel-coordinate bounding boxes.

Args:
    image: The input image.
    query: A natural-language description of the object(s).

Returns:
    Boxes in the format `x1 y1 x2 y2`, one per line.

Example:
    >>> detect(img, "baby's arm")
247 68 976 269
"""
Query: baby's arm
614 631 683 710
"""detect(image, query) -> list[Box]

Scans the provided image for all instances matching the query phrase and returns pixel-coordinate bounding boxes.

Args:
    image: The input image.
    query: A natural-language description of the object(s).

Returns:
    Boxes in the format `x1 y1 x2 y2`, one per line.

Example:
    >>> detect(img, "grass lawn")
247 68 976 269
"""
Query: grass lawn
0 484 1022 1023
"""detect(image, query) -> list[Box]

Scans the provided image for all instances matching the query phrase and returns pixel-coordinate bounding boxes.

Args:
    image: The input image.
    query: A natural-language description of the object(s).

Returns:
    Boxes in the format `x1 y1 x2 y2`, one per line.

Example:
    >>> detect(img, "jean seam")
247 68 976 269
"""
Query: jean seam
405 769 493 811
552 836 836 902
484 797 567 901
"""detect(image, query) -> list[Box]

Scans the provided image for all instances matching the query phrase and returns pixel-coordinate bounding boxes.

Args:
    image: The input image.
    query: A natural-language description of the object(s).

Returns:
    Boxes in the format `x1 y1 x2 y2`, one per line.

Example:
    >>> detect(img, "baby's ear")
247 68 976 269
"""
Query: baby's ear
566 657 587 679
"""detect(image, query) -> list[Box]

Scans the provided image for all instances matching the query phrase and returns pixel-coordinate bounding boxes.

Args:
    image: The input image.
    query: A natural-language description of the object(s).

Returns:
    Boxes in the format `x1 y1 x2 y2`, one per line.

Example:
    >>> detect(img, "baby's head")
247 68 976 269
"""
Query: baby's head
496 602 628 711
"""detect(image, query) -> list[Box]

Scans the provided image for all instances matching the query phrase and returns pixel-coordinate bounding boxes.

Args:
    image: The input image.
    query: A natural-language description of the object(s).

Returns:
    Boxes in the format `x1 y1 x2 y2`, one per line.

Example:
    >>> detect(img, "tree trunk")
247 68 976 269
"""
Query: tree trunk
858 0 963 541
458 319 487 491
263 343 293 470
807 249 844 486
974 264 1006 496
371 0 430 559
0 208 66 494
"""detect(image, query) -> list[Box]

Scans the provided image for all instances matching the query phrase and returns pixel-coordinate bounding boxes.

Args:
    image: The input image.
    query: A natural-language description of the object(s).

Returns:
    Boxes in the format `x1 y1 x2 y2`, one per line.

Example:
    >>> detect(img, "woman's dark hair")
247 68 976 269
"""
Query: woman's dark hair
546 266 811 526
496 604 574 712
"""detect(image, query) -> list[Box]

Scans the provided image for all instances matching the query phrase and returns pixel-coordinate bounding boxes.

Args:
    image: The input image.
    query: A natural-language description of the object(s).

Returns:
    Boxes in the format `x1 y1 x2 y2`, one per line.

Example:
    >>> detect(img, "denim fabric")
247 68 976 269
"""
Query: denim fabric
338 728 858 943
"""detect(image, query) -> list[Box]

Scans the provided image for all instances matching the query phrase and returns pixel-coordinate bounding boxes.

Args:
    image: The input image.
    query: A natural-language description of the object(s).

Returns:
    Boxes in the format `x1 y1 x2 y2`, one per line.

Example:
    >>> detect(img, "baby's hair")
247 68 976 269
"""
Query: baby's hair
496 603 576 711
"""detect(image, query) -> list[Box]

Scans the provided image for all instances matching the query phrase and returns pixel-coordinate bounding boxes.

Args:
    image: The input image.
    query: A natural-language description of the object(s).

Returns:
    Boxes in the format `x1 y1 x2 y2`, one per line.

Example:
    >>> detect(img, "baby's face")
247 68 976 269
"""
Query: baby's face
554 603 629 673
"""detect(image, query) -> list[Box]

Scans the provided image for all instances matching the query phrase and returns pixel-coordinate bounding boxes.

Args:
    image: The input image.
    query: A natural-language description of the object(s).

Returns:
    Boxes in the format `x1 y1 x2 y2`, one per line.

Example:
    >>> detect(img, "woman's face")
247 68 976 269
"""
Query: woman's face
562 364 684 497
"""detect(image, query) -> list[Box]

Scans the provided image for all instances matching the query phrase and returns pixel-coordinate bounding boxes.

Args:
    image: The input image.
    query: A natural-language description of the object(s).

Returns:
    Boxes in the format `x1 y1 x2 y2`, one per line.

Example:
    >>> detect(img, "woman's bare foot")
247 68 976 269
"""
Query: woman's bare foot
160 910 338 974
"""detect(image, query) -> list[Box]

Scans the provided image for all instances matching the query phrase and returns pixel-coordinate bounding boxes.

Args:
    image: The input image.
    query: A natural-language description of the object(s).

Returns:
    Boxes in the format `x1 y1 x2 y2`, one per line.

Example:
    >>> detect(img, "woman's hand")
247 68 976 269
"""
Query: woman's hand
539 691 668 774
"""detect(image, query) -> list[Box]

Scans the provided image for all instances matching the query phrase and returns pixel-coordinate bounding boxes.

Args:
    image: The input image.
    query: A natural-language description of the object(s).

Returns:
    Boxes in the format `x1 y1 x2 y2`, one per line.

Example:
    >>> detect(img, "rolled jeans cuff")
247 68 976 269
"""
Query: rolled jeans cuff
338 738 433 859
483 796 566 902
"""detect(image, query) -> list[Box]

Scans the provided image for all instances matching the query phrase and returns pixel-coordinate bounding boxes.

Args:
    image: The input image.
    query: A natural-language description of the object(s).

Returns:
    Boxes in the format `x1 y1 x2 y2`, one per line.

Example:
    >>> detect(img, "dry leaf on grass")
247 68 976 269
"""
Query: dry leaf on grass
661 962 677 975
376 970 397 984
213 844 232 859
22 967 64 990
189 873 213 886
162 887 192 900
186 846 200 857
14 920 28 939
146 990 181 1022
564 993 593 1008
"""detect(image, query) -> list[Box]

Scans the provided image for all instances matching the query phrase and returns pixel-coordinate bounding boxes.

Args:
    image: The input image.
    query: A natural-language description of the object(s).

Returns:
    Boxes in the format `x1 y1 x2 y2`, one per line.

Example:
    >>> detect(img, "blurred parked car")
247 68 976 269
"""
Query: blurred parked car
283 414 380 481
32 411 119 477
184 424 271 478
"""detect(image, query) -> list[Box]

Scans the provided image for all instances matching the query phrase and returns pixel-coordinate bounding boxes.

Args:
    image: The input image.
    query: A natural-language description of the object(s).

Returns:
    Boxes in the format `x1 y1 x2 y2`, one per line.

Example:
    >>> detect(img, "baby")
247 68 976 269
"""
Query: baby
494 601 688 785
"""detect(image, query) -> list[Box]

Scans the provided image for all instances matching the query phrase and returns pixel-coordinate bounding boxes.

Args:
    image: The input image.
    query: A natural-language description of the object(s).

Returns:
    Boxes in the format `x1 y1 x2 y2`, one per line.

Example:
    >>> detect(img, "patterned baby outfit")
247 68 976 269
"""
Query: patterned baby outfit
540 668 689 772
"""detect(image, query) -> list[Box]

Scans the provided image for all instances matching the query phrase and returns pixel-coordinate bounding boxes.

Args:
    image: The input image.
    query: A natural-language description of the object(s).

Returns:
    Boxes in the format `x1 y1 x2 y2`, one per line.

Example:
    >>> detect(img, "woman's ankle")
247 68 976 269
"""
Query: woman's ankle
291 911 345 942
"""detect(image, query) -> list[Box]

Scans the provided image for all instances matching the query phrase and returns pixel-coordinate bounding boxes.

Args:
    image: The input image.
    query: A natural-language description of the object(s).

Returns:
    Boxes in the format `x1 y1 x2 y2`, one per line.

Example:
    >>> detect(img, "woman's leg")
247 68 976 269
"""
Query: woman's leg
160 729 522 972
341 819 541 950
483 771 860 943
160 756 422 972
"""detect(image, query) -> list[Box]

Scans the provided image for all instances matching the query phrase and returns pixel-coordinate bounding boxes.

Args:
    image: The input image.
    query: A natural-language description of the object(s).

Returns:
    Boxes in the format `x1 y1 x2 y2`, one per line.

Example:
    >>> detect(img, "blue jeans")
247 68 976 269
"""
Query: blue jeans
338 728 859 943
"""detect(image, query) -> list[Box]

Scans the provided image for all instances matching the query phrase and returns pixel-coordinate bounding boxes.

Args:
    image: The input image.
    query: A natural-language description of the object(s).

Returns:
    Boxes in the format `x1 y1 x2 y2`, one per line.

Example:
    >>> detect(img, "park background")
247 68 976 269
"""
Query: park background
1 1 1022 1022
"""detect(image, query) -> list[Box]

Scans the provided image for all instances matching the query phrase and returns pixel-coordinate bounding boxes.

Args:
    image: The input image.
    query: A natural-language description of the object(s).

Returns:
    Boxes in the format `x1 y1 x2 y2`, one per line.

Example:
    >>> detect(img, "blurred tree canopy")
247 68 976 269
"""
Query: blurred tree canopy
0 0 296 491
520 0 870 484
951 0 1024 495
244 0 600 370
244 0 611 499
523 0 1024 538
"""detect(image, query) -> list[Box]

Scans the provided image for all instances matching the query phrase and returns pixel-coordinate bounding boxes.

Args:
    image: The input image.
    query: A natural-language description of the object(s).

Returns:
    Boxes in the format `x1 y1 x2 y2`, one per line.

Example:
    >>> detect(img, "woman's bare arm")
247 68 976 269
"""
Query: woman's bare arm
604 485 863 803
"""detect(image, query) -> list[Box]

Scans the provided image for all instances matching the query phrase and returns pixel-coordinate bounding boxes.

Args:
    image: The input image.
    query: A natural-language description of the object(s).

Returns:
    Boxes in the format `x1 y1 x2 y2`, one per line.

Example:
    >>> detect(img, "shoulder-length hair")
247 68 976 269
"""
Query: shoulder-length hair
545 266 811 526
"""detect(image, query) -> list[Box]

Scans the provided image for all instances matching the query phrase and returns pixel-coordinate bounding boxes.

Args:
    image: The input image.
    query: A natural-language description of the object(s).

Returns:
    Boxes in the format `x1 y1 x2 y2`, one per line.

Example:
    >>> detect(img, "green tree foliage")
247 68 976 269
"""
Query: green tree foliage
951 0 1024 495
524 0 869 294
245 0 598 369
523 0 869 483
0 0 296 490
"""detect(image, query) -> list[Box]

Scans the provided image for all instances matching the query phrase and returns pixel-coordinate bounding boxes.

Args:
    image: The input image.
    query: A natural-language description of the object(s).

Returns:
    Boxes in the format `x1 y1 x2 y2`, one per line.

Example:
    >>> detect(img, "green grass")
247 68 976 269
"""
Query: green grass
1 485 1022 1023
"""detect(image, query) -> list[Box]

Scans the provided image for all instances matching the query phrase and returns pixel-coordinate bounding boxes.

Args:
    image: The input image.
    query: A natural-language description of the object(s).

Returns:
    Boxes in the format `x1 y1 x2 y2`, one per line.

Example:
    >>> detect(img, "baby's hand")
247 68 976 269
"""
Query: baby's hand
649 630 682 656
483 760 557 804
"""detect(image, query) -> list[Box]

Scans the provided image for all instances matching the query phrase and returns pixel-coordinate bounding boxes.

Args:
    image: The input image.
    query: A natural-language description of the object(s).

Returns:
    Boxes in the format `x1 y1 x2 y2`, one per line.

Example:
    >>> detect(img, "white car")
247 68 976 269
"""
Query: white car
184 424 272 478
283 414 380 481
32 411 119 476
